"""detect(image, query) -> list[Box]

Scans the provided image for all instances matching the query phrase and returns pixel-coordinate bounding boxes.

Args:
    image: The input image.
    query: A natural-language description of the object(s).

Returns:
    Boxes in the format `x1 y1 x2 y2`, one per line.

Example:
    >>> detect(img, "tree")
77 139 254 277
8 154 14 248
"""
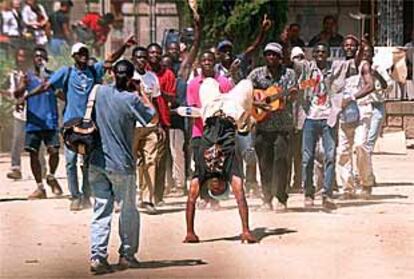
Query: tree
192 0 288 53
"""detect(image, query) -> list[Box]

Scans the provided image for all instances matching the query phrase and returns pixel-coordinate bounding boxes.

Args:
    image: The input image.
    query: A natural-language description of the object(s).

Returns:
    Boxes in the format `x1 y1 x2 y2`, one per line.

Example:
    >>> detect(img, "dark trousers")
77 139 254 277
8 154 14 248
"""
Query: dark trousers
255 130 290 204
290 129 302 189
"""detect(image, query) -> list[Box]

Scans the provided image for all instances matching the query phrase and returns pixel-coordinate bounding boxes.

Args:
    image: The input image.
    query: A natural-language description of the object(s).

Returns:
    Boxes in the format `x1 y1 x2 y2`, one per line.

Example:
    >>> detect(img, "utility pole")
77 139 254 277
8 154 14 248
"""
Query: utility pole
149 0 156 43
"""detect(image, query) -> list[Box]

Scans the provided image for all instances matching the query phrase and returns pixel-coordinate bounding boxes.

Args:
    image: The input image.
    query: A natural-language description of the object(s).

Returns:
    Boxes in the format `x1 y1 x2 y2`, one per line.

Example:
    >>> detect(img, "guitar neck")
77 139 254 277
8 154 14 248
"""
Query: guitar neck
265 89 290 103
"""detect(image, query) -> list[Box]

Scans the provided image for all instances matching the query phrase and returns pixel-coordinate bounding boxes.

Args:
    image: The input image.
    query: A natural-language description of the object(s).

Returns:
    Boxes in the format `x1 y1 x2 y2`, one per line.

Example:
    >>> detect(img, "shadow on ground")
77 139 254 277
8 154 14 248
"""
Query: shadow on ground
136 259 207 269
374 182 414 187
200 227 297 243
0 194 70 203
140 207 185 215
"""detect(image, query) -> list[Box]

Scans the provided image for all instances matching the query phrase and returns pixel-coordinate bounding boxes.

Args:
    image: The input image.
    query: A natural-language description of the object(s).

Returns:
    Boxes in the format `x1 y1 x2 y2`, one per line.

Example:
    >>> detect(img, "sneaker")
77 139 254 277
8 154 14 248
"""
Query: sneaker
7 170 22 180
322 196 337 210
70 197 82 211
359 187 372 200
117 256 140 270
81 196 92 209
304 197 314 208
155 200 166 207
46 175 63 196
90 258 113 275
275 201 287 212
28 189 47 200
143 202 157 214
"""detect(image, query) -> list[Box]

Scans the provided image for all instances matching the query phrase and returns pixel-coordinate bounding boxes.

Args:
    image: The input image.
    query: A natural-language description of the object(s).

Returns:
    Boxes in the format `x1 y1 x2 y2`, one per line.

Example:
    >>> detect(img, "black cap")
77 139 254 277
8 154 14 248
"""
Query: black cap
60 0 74 7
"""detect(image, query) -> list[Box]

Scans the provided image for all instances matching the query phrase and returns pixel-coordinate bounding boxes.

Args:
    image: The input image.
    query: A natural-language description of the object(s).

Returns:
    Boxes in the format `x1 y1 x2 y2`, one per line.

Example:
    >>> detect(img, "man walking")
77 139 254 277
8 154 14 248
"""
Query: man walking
337 35 375 199
301 43 341 209
23 36 137 210
48 0 73 55
15 47 62 199
88 60 156 274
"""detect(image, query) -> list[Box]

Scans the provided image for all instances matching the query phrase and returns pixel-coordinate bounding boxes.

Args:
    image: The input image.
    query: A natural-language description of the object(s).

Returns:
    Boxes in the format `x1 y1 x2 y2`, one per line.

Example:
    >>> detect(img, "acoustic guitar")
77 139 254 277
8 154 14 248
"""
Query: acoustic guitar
251 79 318 123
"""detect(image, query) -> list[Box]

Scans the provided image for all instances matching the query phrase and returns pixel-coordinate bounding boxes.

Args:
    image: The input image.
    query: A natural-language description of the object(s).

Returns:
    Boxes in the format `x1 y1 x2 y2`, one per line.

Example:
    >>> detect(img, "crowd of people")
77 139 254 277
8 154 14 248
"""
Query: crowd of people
1 1 402 275
1 0 114 56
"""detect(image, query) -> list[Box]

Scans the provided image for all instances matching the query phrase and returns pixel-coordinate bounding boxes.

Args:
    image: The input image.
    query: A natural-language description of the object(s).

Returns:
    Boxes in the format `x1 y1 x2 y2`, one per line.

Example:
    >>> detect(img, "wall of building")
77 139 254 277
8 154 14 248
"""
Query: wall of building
287 0 360 45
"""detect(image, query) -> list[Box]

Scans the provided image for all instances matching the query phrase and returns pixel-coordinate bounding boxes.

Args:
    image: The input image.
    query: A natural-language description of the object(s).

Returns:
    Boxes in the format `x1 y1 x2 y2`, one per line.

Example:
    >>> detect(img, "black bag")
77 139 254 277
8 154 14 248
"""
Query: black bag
62 85 100 155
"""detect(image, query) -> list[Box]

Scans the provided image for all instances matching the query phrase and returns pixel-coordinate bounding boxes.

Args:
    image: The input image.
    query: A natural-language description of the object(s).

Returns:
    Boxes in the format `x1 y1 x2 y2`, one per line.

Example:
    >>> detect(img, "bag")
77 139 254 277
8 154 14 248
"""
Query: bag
62 85 100 155
340 98 360 125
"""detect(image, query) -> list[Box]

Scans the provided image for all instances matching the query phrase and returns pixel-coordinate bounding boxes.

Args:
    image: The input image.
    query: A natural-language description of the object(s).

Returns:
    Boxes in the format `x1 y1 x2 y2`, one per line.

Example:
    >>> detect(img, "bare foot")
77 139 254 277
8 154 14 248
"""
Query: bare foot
240 232 258 244
183 233 200 243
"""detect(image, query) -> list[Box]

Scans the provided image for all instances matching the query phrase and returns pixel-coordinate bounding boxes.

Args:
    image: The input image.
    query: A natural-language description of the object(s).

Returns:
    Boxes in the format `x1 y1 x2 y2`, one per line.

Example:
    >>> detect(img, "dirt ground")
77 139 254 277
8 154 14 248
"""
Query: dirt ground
1 150 414 279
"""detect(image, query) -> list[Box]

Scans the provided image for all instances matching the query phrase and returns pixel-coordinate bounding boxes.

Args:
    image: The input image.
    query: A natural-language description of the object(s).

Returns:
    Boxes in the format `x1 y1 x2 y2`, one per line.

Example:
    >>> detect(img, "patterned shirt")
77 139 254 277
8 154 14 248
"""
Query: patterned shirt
304 61 334 120
247 65 297 132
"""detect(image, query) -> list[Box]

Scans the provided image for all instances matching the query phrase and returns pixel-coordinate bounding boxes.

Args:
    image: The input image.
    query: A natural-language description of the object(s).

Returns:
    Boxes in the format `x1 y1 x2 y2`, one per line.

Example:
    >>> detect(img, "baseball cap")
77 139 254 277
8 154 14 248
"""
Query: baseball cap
263 42 283 57
290 46 305 60
217 40 233 51
71 43 88 56
60 0 73 6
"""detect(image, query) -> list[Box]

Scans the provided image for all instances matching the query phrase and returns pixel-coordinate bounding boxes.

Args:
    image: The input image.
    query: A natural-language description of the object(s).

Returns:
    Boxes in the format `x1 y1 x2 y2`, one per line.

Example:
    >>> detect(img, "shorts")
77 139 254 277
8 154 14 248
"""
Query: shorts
191 116 243 186
25 130 60 152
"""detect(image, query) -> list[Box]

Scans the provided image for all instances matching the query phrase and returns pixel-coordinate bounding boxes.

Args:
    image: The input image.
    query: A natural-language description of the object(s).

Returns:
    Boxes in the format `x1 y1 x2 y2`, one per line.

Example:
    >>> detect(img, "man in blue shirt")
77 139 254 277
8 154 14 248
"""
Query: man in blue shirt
15 47 62 199
23 35 137 211
88 60 156 274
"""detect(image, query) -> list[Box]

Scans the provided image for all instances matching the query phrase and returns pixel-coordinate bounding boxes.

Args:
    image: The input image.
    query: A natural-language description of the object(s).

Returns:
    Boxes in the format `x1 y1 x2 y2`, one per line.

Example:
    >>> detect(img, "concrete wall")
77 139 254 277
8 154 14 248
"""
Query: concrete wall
385 101 414 139
287 0 360 44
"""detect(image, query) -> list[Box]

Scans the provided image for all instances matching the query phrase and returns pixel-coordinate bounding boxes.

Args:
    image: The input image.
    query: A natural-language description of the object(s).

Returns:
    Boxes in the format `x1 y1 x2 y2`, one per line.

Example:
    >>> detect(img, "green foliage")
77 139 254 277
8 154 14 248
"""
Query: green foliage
0 54 15 133
197 0 288 53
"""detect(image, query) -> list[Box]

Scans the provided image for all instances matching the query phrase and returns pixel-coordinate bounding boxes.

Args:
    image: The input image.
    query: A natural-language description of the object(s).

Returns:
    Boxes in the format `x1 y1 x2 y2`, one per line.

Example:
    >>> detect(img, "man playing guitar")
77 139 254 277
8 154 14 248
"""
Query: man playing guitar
247 42 298 212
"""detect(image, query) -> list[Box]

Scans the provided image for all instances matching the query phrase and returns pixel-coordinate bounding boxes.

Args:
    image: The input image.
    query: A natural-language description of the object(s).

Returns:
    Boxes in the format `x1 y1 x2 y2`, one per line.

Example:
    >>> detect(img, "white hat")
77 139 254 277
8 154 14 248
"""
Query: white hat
290 46 305 60
71 43 88 56
264 42 283 57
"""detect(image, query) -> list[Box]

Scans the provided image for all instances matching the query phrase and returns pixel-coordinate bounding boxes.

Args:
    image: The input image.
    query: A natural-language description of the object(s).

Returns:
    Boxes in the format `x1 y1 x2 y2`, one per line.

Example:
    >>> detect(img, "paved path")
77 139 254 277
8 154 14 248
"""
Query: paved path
1 151 414 278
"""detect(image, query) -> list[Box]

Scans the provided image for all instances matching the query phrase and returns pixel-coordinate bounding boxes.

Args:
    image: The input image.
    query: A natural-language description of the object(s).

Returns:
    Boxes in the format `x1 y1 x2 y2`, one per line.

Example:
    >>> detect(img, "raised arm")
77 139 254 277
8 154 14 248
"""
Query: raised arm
177 12 201 80
354 62 374 99
105 35 137 64
243 14 272 58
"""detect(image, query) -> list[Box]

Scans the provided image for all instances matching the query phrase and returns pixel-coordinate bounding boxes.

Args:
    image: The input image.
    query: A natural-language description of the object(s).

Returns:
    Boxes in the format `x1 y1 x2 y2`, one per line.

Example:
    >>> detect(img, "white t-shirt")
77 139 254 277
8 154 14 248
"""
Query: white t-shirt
133 70 160 127
21 4 48 45
306 63 333 120
9 71 27 121
199 78 252 123
1 10 20 37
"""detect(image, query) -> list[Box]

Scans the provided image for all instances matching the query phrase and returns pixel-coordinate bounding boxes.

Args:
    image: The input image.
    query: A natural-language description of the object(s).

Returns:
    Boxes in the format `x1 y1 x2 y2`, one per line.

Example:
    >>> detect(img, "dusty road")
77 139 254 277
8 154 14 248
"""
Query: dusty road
1 150 414 279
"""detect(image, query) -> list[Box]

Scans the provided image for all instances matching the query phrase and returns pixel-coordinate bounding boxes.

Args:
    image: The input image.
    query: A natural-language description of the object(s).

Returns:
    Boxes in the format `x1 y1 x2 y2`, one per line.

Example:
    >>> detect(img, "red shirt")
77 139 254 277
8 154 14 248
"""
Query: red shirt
81 13 110 44
151 67 176 127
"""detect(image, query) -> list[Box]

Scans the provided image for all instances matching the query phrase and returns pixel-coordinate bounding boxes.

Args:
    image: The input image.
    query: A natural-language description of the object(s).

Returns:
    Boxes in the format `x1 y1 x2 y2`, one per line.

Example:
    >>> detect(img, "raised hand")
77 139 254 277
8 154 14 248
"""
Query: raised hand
124 34 137 48
261 14 272 32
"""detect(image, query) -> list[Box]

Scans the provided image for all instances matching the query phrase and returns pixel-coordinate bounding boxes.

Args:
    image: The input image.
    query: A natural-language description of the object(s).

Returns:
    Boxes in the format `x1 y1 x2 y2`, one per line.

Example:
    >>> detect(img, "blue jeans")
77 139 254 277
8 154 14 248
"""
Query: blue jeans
65 147 90 199
367 102 385 151
236 132 258 185
89 166 140 260
48 38 68 56
302 119 336 198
